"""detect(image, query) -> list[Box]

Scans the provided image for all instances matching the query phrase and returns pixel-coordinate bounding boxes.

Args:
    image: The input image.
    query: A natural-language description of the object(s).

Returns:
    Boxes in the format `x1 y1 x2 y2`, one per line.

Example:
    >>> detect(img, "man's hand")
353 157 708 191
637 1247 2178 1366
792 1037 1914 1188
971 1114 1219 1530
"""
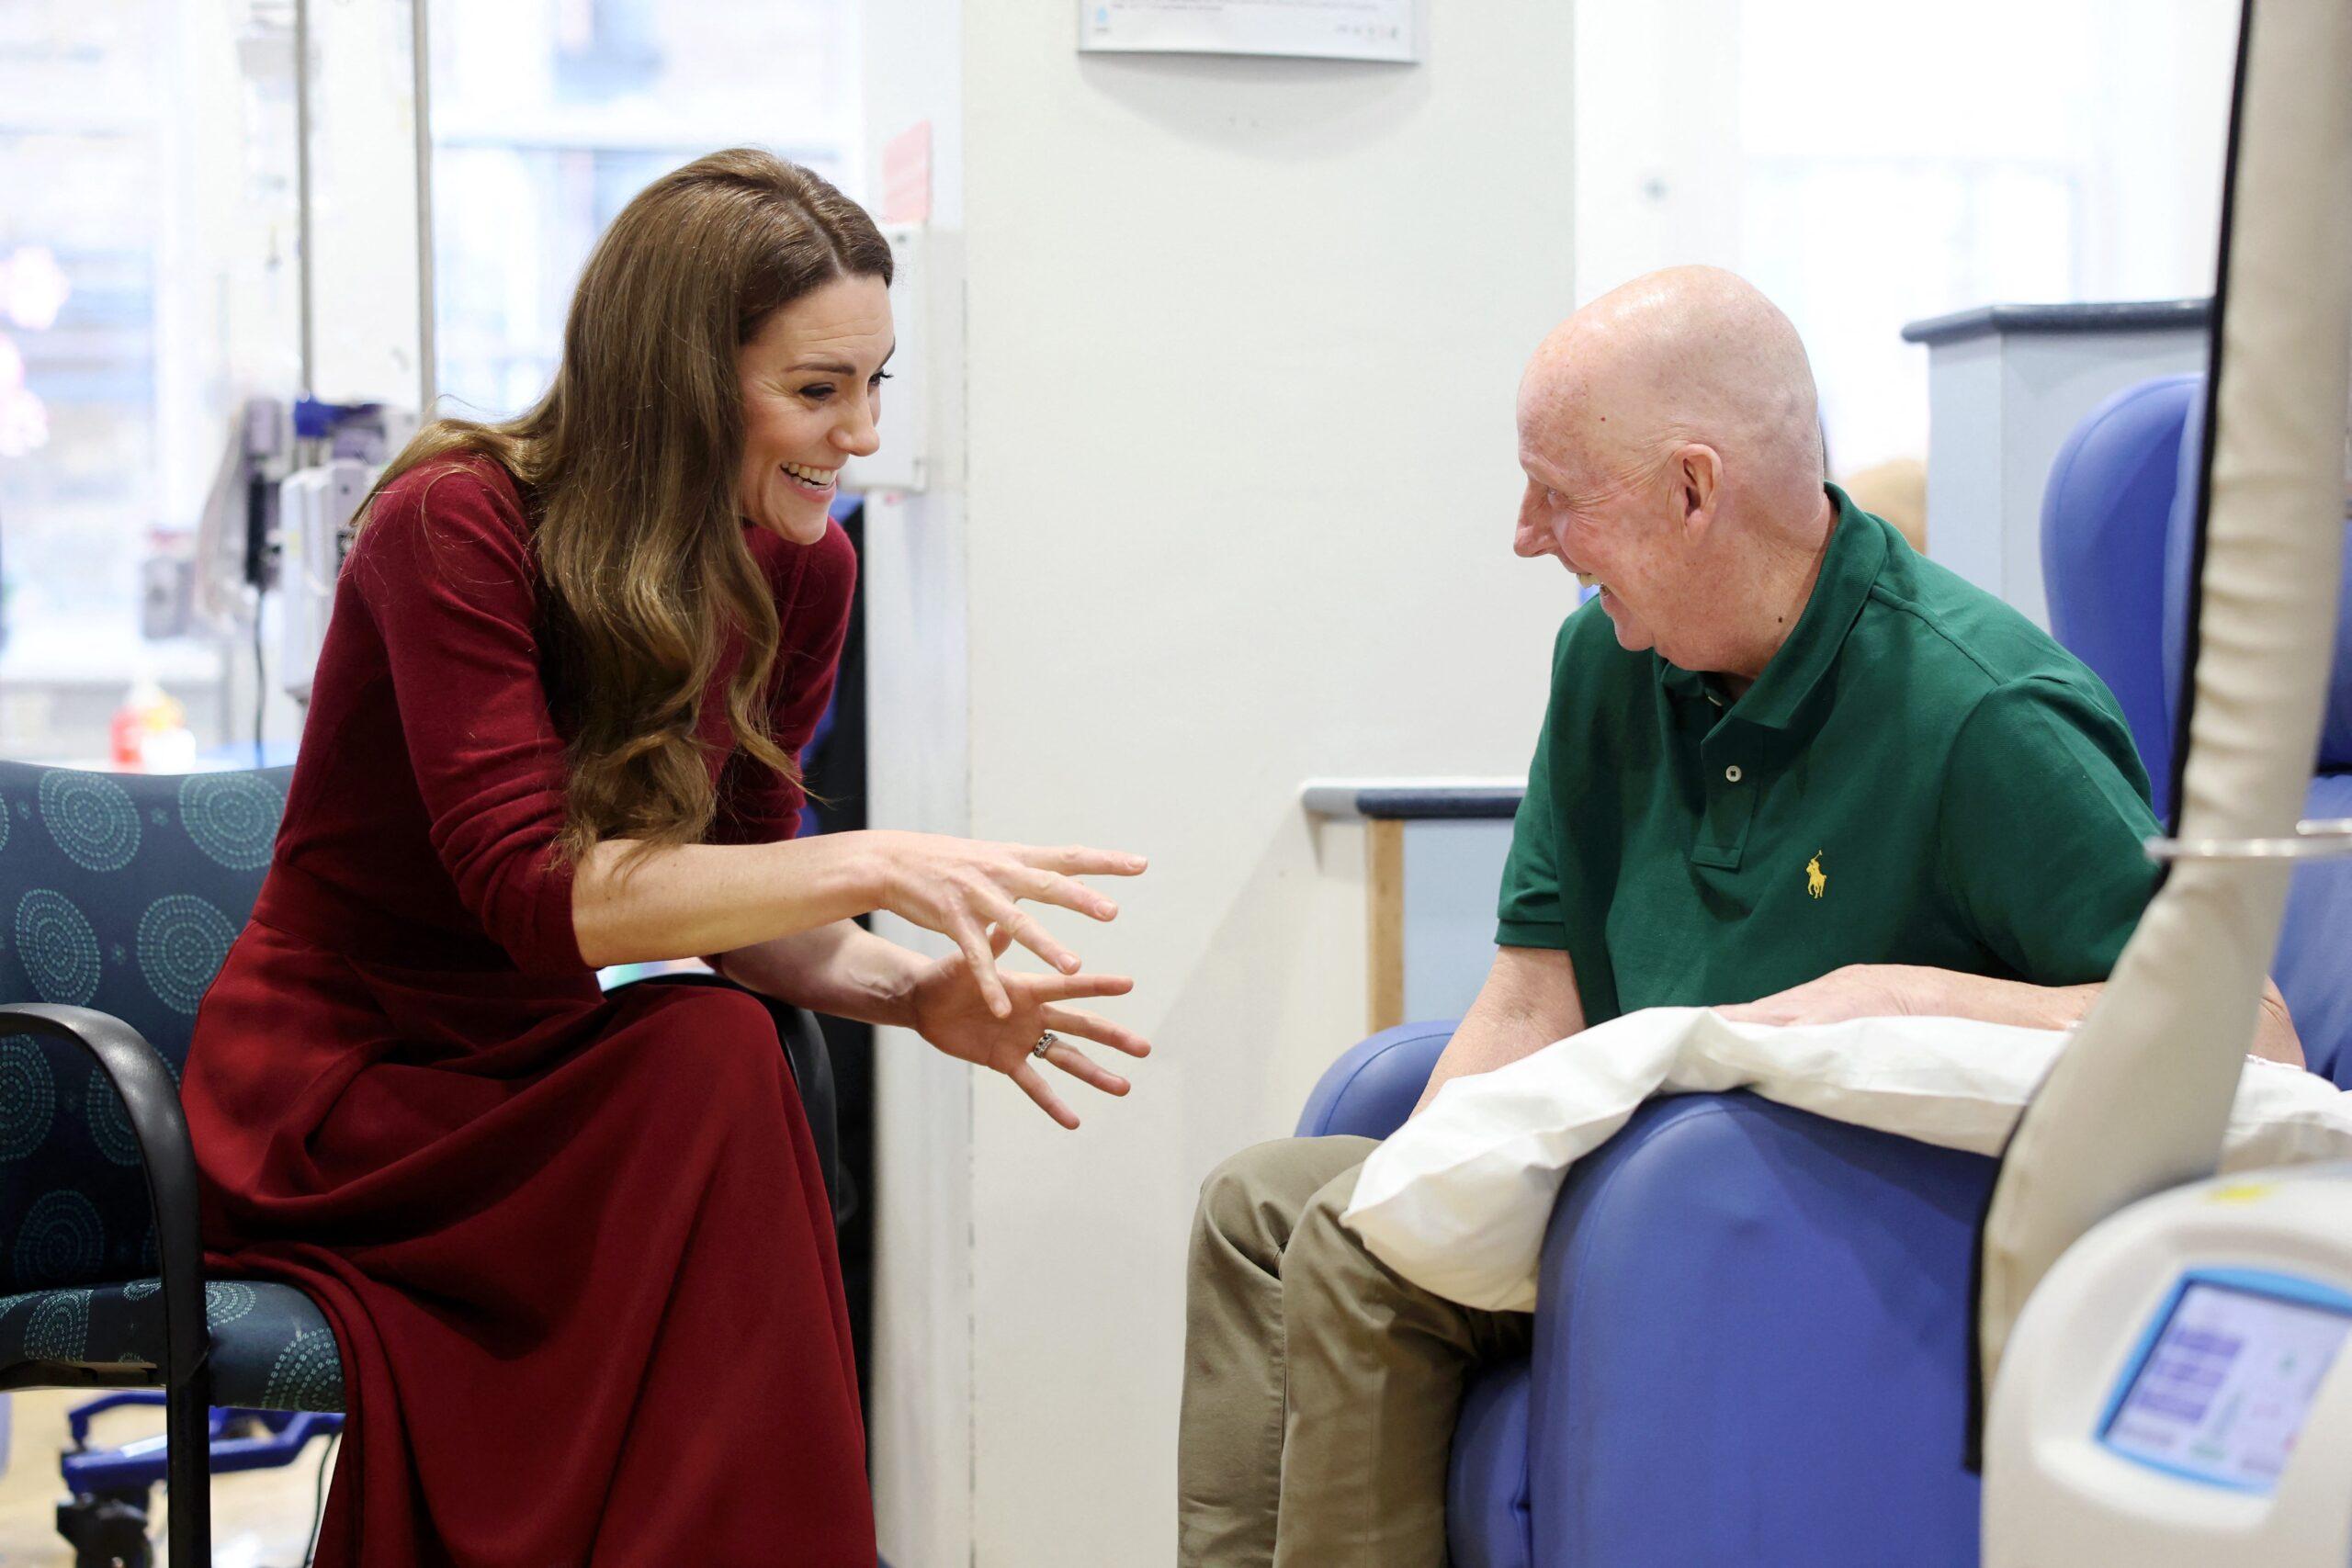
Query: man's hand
1714 964 1915 1028
1718 964 2302 1068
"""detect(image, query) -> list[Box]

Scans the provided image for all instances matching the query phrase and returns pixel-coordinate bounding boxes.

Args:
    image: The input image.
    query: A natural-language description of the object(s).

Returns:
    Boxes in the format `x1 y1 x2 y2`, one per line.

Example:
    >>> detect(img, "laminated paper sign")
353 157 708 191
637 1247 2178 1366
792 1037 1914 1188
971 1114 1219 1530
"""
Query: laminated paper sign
1078 0 1417 63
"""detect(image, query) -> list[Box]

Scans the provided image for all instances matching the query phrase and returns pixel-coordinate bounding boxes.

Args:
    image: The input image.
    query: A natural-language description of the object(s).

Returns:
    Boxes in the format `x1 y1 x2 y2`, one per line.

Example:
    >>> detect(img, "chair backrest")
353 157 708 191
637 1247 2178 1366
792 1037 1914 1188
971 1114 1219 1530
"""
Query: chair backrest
2158 379 2352 774
2040 373 2203 817
0 761 288 1293
2047 376 2352 1084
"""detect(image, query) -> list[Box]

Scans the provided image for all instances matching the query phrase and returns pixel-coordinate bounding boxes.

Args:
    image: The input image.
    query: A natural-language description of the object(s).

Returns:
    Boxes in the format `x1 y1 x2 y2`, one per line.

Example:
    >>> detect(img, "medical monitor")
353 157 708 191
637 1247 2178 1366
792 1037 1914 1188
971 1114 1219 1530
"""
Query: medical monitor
2099 1274 2352 1493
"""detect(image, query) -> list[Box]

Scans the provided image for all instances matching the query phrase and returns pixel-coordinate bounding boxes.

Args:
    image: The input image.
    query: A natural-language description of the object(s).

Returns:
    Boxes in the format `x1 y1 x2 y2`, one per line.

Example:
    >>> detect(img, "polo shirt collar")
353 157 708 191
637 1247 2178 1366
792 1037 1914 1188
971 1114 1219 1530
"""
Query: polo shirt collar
1656 483 1886 731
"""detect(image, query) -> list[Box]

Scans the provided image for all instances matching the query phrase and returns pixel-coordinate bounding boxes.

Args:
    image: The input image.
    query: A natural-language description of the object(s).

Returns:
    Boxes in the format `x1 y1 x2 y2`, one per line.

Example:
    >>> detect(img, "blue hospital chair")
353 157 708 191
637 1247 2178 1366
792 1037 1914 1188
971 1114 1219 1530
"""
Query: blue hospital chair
0 762 342 1567
0 759 847 1567
1296 377 2352 1567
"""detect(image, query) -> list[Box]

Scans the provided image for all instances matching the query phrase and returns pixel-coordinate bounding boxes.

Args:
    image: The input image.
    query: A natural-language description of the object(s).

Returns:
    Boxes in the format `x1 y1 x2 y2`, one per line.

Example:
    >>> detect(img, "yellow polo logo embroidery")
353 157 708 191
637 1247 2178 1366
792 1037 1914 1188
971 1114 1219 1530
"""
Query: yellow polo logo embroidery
1805 852 1826 899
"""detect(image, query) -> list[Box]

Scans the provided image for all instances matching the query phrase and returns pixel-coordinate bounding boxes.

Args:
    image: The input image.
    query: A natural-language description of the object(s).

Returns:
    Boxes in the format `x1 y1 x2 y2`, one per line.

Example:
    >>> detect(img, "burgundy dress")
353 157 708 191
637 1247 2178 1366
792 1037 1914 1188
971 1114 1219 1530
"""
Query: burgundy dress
182 459 874 1565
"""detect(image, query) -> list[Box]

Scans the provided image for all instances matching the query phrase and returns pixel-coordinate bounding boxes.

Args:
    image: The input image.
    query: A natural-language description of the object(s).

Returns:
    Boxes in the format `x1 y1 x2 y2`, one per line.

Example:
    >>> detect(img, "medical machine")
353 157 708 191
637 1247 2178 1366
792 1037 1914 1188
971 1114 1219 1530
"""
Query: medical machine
268 400 410 702
274 454 372 703
1984 1167 2352 1564
190 394 412 705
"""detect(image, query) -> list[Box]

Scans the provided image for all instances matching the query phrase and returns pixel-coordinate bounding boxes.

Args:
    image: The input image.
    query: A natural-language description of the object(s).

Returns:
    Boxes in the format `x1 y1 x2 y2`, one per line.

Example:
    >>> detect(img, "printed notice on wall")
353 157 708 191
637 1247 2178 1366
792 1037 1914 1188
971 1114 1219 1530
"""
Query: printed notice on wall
1079 1 1417 63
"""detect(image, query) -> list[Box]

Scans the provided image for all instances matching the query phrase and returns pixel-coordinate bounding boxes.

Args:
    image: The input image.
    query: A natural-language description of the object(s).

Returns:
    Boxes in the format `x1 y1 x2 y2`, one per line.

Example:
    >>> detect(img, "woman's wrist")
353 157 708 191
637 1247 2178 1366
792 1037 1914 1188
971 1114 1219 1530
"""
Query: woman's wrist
766 829 888 925
826 919 930 1032
874 948 925 1032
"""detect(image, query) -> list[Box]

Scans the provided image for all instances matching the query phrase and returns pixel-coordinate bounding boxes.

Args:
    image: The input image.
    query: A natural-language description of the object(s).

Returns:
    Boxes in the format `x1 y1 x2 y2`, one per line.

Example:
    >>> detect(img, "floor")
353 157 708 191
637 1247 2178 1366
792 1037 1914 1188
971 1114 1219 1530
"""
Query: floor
0 1390 335 1566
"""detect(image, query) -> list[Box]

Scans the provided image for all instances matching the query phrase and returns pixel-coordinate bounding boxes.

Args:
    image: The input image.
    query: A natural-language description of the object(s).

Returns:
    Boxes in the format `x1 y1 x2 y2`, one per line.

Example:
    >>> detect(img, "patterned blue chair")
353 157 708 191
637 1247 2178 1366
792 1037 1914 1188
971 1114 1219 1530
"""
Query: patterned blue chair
0 761 342 1567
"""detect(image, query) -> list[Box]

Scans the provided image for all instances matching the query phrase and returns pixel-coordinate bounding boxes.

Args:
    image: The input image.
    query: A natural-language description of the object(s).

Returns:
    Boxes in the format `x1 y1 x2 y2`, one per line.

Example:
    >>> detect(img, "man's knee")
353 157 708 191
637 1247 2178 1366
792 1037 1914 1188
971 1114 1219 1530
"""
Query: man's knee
1194 1136 1375 1260
1284 1162 1529 1364
1282 1162 1382 1295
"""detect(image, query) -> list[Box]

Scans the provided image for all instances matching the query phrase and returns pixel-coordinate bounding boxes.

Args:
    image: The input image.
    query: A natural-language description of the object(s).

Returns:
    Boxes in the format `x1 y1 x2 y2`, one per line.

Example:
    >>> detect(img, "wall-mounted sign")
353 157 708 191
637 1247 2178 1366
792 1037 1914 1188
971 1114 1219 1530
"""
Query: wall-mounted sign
1079 1 1417 64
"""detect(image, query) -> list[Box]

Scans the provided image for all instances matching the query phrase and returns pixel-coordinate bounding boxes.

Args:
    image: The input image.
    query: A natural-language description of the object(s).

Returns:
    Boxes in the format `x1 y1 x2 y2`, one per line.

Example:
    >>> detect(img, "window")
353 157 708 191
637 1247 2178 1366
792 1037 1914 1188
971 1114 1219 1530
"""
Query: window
1576 0 2235 473
0 0 299 761
0 0 862 762
429 0 862 421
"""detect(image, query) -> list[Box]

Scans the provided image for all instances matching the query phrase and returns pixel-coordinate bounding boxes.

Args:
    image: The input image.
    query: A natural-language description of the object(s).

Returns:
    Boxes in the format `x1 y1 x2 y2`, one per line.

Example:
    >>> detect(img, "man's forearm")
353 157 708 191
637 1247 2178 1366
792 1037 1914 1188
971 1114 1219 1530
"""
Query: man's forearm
1874 965 2099 1031
1410 946 1584 1118
1875 964 2304 1067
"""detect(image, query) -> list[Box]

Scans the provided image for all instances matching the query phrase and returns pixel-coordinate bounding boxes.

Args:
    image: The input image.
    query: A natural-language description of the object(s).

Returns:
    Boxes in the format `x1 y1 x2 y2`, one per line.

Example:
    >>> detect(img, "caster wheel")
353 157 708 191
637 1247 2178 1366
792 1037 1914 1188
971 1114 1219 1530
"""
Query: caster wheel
56 1488 153 1568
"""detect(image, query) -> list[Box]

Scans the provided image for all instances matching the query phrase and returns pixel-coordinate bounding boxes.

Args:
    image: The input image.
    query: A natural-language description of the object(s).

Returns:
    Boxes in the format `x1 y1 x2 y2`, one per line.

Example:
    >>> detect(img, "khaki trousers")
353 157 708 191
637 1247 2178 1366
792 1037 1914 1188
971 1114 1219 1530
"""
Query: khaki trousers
1177 1135 1532 1568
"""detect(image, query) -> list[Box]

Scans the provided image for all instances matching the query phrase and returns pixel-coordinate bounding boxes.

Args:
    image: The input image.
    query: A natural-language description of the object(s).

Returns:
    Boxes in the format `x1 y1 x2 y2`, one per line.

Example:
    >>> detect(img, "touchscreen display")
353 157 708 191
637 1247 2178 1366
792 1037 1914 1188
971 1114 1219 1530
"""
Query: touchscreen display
2102 1280 2352 1491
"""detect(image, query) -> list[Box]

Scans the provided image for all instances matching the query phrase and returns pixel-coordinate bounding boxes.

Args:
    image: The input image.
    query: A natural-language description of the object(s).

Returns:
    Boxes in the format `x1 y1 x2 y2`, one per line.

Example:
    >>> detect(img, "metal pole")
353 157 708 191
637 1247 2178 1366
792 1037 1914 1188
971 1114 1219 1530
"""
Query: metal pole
412 0 437 416
293 0 314 397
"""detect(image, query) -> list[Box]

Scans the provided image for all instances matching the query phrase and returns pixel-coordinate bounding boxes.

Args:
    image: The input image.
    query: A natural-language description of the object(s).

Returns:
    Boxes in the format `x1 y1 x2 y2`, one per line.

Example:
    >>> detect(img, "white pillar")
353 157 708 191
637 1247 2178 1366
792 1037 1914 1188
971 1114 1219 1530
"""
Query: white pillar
864 6 1578 1561
303 0 426 407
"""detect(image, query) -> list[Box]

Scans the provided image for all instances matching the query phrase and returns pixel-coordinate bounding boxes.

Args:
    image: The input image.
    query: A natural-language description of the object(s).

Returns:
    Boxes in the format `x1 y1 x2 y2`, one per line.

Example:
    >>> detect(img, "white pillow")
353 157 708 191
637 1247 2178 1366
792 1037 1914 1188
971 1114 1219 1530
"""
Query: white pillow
1341 1008 2352 1314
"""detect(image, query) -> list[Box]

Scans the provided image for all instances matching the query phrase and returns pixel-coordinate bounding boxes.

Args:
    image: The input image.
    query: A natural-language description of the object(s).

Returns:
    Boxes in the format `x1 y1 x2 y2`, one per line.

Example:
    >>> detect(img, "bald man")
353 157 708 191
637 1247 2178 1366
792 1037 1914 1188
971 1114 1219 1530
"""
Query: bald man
1174 268 2302 1568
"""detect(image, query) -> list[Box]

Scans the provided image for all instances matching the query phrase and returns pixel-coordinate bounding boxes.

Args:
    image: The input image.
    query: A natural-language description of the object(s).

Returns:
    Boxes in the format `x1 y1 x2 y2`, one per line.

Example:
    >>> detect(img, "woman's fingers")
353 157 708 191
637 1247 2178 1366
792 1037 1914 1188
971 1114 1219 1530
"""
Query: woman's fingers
1031 972 1135 1003
1039 1004 1152 1059
1012 868 1122 922
950 917 1012 1018
1019 844 1150 880
977 889 1081 976
1008 1059 1080 1130
1037 1036 1133 1096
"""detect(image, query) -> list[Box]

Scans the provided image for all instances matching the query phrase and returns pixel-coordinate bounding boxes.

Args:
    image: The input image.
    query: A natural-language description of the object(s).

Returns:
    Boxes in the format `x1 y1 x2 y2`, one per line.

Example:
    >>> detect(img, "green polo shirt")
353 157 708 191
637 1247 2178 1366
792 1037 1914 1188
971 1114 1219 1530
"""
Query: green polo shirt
1496 485 2162 1024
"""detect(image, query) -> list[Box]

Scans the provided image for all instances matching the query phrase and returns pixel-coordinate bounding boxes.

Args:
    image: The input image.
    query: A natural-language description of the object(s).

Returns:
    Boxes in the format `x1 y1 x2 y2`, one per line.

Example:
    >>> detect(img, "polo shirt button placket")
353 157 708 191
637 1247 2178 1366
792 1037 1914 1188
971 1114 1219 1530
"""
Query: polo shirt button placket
1691 743 1758 871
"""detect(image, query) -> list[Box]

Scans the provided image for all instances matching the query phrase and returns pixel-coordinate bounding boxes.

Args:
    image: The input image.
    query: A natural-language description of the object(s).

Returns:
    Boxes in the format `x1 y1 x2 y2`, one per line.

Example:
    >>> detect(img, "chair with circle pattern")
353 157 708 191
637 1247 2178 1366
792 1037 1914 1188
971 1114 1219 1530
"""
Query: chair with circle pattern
0 760 342 1566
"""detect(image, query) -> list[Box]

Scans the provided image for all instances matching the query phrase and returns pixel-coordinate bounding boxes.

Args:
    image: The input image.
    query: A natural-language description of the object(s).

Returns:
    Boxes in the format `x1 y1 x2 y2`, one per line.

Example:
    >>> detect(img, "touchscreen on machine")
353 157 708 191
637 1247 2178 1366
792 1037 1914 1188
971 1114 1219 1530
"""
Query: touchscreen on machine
2102 1280 2352 1491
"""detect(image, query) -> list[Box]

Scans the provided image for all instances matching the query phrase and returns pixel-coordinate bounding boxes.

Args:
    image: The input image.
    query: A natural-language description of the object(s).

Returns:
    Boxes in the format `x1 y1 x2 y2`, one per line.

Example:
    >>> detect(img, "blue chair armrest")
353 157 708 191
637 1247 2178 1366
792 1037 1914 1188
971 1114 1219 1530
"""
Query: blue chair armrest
1295 1021 1457 1140
1521 1092 1990 1568
0 1004 209 1398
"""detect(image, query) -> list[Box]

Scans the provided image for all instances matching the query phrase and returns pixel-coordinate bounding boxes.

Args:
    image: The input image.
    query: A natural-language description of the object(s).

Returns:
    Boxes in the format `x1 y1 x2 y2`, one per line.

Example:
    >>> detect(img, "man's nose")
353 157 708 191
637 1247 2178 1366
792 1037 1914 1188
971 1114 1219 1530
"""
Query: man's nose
1513 486 1555 558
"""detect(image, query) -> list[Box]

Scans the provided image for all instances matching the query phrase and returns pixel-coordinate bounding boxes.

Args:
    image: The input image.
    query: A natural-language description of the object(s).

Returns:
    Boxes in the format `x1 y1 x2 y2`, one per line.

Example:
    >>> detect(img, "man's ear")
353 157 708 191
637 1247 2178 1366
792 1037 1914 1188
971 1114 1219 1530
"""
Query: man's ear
1674 444 1724 536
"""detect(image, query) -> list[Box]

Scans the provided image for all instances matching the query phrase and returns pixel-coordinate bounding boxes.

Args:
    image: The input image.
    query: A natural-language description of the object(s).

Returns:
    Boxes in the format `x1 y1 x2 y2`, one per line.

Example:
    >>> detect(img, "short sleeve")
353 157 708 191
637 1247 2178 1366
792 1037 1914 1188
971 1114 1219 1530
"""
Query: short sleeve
348 463 585 976
709 519 859 846
1496 619 1576 952
1936 676 2163 984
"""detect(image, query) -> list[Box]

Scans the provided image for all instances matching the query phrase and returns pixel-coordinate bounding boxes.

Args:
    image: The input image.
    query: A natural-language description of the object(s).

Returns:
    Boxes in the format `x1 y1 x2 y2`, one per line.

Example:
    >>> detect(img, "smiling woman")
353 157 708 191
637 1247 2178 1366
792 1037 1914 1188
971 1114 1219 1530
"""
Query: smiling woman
352 151 896 865
177 149 1152 1567
738 276 894 543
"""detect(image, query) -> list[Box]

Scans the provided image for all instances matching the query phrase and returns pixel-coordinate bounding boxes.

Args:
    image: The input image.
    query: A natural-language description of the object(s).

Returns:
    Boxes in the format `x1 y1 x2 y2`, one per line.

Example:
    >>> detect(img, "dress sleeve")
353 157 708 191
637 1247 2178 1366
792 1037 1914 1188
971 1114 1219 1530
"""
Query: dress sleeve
709 519 859 847
1935 676 2164 985
347 464 586 975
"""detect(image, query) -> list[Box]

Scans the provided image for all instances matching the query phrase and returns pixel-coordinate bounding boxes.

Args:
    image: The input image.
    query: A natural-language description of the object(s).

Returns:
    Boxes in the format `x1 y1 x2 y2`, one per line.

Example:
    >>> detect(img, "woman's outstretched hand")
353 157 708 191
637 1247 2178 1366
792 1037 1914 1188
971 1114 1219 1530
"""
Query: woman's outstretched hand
863 829 1147 1017
907 927 1153 1129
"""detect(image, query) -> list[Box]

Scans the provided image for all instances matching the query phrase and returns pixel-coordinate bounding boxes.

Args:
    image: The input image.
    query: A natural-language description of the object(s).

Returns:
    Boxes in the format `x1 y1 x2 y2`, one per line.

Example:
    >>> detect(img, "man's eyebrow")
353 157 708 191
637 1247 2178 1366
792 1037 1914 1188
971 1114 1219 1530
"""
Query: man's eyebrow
786 344 898 377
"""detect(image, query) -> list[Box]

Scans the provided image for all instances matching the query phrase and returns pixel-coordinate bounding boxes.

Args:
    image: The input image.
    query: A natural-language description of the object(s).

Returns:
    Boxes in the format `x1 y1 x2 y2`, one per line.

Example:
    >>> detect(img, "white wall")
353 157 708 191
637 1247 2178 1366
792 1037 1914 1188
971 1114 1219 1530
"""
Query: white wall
1574 0 1743 304
865 6 1579 1562
860 4 977 1564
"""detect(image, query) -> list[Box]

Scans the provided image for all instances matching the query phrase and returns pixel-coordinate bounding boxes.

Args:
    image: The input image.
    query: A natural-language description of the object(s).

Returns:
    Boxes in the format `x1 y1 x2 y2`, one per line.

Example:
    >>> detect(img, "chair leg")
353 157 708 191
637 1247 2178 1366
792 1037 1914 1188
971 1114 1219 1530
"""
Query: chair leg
164 1378 211 1565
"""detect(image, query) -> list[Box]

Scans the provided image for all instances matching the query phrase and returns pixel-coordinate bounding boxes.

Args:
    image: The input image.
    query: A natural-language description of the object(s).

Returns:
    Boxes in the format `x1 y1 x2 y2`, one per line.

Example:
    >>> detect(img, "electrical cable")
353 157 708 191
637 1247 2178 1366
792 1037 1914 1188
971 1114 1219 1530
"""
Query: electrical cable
300 1431 339 1568
253 586 268 767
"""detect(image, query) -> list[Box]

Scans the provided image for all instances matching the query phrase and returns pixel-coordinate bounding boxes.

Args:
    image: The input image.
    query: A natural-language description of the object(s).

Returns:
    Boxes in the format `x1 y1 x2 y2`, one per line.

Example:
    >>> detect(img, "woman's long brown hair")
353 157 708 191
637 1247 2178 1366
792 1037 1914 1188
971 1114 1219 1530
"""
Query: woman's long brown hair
357 149 892 864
